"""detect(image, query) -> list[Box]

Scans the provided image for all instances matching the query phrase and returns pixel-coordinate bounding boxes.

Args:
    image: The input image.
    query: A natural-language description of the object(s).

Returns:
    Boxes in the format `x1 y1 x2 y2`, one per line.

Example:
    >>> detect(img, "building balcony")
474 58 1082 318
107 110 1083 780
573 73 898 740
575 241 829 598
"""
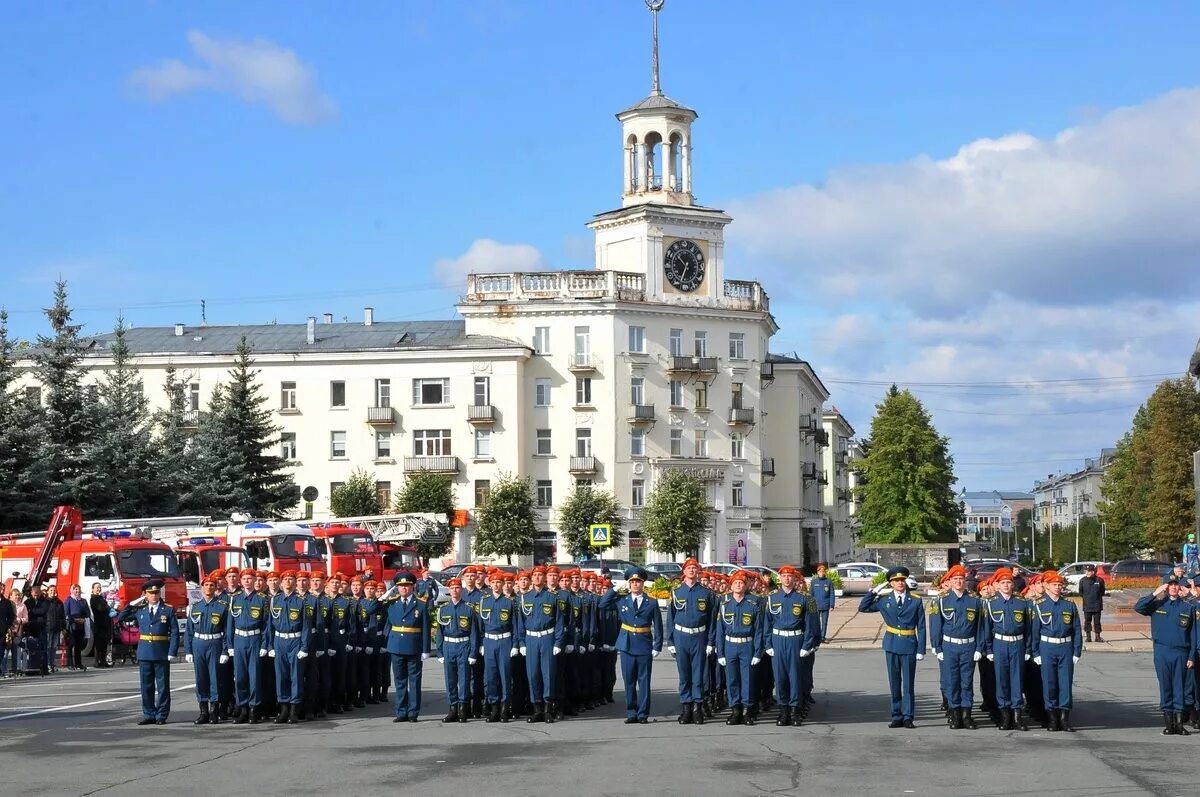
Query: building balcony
728 406 755 426
760 362 775 383
367 406 396 426
837 487 849 503
799 413 818 433
818 469 829 485
802 462 817 481
630 404 655 423
404 456 460 474
465 270 646 303
667 355 719 374
726 506 750 520
762 457 776 477
722 280 771 312
568 353 598 372
814 429 829 447
467 404 496 424
569 455 598 474
180 410 199 430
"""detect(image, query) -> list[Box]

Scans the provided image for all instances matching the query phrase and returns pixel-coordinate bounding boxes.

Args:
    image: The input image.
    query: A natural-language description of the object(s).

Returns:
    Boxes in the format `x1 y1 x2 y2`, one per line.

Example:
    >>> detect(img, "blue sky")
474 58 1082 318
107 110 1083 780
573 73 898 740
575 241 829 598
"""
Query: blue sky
4 1 1199 493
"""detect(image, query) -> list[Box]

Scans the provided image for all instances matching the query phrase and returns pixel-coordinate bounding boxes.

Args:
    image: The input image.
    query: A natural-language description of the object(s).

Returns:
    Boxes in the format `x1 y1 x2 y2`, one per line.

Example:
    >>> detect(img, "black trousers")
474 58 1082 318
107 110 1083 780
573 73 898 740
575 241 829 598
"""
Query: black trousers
1084 611 1102 636
69 626 87 668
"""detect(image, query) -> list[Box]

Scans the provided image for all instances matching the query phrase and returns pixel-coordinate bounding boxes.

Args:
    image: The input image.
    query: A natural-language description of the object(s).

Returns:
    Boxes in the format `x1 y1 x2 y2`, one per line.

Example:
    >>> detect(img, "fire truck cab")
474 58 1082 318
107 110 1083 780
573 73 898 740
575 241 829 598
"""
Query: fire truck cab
310 525 384 578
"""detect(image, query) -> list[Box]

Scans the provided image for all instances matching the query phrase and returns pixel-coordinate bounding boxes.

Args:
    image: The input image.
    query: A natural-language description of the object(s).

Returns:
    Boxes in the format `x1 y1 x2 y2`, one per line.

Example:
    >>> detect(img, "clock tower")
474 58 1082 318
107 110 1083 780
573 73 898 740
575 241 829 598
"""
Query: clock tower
588 0 732 304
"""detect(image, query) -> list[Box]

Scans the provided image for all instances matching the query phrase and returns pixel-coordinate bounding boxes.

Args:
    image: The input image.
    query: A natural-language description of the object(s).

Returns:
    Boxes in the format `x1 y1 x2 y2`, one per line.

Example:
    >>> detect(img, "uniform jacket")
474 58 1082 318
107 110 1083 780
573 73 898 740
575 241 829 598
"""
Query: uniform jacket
185 596 229 654
226 590 270 650
929 590 985 655
597 588 662 656
982 593 1033 657
809 576 836 610
764 588 818 651
1029 596 1084 658
515 587 566 647
1135 594 1194 653
383 596 431 657
1077 576 1106 613
478 592 516 636
268 591 311 650
666 581 716 648
716 594 765 658
117 601 179 661
858 590 927 656
435 599 479 658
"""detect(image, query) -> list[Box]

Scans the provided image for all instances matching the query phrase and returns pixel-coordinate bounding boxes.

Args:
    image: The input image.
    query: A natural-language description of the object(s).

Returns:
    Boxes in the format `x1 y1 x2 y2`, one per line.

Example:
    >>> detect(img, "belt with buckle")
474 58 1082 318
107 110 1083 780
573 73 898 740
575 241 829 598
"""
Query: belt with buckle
141 634 168 642
621 624 651 635
193 632 222 640
884 625 916 637
772 629 802 637
392 626 421 633
1040 635 1070 644
673 624 704 634
443 636 469 643
943 636 975 645
994 633 1024 643
725 635 752 644
526 629 554 638
275 631 301 639
234 629 262 637
485 632 512 640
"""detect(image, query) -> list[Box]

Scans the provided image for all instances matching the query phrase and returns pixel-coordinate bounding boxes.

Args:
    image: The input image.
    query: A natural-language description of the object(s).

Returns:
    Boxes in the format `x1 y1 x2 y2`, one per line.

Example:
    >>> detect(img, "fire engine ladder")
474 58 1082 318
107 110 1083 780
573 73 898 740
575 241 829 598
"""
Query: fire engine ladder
326 513 451 545
83 515 212 534
26 505 84 587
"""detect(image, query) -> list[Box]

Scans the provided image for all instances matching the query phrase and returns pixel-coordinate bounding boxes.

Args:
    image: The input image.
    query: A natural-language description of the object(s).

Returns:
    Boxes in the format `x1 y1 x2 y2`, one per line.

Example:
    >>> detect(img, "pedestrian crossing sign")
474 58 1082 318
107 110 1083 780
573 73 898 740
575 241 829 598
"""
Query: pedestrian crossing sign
589 523 612 547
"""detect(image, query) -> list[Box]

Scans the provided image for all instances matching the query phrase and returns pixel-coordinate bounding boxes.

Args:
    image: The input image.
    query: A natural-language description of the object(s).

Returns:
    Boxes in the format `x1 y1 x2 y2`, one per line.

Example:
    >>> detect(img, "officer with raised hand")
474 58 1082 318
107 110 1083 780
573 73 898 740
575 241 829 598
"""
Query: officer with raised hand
118 579 179 726
436 577 479 723
1030 570 1083 731
185 574 229 725
479 570 518 722
598 567 662 723
717 570 765 726
983 568 1033 731
930 564 985 730
384 571 431 723
858 566 926 729
1135 575 1195 735
268 571 310 725
763 565 815 727
666 558 716 725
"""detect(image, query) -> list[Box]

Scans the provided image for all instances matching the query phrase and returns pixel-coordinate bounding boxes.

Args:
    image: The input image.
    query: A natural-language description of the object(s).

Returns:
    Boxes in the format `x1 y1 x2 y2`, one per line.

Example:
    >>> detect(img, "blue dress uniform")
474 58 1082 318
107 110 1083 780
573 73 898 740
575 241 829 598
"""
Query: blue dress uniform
226 587 270 722
598 571 662 723
515 581 566 722
185 592 229 724
359 594 386 704
858 569 927 728
478 590 517 720
596 585 621 703
810 570 836 642
666 574 717 723
298 589 324 719
436 596 480 720
463 581 487 717
116 582 179 725
329 592 355 711
344 592 363 709
716 590 766 723
384 577 431 722
983 590 1033 729
268 587 310 723
929 586 985 727
564 585 590 715
316 591 337 714
764 578 818 726
1135 586 1195 734
1030 587 1084 731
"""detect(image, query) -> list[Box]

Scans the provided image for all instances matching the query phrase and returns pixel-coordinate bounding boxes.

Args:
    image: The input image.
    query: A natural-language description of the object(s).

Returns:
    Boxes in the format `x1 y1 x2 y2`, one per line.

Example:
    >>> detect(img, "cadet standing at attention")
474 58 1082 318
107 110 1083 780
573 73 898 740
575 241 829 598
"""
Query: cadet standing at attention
1030 570 1083 732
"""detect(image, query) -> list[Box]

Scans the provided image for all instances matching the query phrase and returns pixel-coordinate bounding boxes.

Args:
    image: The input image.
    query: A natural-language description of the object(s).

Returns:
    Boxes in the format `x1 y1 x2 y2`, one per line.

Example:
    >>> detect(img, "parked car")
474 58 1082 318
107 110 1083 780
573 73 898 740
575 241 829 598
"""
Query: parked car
1107 559 1174 580
702 563 741 576
1057 561 1110 592
834 564 917 595
965 561 1036 583
834 561 886 576
742 565 781 583
644 562 683 580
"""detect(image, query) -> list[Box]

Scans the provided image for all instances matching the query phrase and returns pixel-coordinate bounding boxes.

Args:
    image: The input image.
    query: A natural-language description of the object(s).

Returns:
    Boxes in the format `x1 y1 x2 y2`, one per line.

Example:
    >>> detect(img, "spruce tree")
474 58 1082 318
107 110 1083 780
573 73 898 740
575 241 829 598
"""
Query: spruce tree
150 366 196 516
0 309 51 530
557 485 624 559
641 470 708 556
472 473 535 564
393 471 456 561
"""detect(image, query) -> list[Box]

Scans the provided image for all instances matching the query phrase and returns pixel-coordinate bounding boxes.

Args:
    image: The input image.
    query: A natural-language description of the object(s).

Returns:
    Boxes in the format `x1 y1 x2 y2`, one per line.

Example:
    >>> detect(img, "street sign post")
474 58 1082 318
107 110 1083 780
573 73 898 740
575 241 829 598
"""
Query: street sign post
588 523 612 548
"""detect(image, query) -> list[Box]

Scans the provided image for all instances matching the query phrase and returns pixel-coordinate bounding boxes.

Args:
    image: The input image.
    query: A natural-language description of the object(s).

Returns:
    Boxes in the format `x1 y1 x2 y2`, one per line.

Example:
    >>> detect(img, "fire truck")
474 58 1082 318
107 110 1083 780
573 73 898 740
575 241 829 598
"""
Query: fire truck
152 520 324 576
0 506 189 612
324 513 451 581
310 524 385 578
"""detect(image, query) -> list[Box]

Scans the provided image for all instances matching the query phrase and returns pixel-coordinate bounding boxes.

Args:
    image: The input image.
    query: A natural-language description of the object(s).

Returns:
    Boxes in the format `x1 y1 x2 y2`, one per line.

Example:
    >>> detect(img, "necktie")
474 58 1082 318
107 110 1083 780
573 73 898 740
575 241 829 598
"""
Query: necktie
635 597 641 610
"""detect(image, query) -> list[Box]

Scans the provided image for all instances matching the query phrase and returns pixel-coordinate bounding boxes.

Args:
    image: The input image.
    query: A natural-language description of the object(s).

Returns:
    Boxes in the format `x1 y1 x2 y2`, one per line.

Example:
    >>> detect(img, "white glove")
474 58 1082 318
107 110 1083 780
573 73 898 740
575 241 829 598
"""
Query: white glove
366 648 374 655
668 646 676 655
345 645 353 652
553 646 562 656
519 647 527 657
799 648 811 658
973 651 982 662
468 657 477 665
936 652 944 661
268 649 276 658
706 645 715 656
1033 656 1042 665
874 583 889 595
297 650 308 659
651 650 660 658
479 646 485 656
219 654 229 665
421 653 430 661
765 648 774 657
227 648 235 657
185 654 194 663
916 653 924 661
437 657 445 664
575 646 584 655
588 644 595 652
1024 654 1031 661
603 644 614 652
565 645 575 654
259 649 267 658
510 648 519 658
751 656 761 665
316 650 324 657
327 649 336 656
986 653 994 662
355 646 363 652
717 657 727 666
1072 655 1080 664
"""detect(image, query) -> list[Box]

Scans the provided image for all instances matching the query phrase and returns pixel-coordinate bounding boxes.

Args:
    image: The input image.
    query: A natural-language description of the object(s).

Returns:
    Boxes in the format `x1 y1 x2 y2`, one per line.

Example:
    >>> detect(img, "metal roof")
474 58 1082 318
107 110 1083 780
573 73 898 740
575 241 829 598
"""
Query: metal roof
619 92 696 116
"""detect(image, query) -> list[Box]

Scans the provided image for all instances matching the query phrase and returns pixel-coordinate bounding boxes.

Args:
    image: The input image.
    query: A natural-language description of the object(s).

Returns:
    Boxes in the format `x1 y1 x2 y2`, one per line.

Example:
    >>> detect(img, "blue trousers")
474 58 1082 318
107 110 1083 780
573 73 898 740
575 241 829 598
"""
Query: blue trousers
770 636 802 707
674 632 706 703
818 610 830 640
442 644 471 705
1153 646 1190 711
391 654 423 718
801 650 816 700
724 644 755 707
884 651 917 721
939 643 976 709
483 636 513 704
273 638 303 704
232 636 263 707
1040 647 1074 710
620 652 653 719
525 636 555 703
139 660 171 720
191 638 221 703
992 640 1025 709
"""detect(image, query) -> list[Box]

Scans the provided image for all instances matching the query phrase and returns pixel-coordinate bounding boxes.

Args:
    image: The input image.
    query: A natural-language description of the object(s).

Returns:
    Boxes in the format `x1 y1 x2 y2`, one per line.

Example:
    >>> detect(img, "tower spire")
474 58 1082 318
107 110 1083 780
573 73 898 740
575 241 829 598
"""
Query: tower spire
648 0 664 96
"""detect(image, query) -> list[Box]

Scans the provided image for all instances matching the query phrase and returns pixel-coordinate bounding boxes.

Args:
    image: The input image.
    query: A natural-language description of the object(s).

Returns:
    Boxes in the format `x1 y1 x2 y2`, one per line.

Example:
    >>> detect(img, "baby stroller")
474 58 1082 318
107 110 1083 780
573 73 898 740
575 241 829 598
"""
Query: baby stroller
109 616 141 666
18 634 47 676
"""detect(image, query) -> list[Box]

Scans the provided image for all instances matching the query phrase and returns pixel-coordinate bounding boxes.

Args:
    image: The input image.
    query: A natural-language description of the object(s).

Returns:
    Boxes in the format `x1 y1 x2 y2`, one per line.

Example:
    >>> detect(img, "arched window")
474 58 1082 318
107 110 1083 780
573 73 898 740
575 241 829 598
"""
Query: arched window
646 132 664 190
669 133 684 191
627 134 640 192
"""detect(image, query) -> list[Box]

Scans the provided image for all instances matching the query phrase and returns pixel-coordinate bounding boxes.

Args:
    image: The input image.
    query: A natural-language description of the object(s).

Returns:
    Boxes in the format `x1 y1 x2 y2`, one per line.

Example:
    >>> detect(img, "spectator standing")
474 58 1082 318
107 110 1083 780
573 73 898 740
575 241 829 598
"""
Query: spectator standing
25 585 50 675
44 585 67 673
64 584 91 671
9 590 27 676
1077 564 1106 643
89 583 114 668
0 587 15 677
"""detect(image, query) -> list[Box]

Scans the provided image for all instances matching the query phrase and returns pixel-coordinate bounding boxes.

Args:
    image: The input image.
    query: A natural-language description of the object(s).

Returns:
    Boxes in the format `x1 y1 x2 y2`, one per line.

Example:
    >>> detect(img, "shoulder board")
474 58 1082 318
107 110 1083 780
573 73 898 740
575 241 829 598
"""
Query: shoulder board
926 602 939 615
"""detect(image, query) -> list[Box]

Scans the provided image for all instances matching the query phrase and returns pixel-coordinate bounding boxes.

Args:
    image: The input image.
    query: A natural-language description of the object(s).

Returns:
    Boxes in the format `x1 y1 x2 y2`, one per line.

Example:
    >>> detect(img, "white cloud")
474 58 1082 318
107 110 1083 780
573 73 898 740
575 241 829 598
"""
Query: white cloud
433 239 546 291
129 31 337 125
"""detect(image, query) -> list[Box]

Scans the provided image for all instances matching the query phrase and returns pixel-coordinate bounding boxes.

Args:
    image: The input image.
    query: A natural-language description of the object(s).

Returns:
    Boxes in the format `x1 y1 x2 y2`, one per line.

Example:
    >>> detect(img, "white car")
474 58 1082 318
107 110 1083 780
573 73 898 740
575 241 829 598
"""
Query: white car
835 561 886 576
1057 562 1107 594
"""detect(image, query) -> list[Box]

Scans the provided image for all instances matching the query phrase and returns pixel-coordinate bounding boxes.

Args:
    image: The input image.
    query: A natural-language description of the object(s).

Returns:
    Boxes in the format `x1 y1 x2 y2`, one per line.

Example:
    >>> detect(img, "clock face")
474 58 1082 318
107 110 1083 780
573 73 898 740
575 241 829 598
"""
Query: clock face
664 239 706 292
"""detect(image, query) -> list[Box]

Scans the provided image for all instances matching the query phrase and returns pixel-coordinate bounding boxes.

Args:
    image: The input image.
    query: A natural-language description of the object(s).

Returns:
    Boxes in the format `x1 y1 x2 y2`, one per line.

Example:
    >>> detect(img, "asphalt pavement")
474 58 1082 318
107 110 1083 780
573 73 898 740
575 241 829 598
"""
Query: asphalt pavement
0 650 1192 797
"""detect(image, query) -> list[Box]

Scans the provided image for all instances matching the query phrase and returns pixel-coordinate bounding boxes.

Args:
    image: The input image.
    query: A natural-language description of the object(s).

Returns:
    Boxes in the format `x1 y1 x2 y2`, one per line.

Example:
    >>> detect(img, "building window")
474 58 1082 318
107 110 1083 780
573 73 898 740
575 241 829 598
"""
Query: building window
413 429 452 456
730 432 744 460
694 383 708 410
669 380 683 407
376 431 392 459
375 378 391 408
630 377 645 406
574 326 590 362
628 325 645 353
376 481 392 508
533 326 551 354
575 428 592 457
731 382 744 409
536 428 552 456
732 480 745 507
536 480 553 508
694 331 708 357
474 428 492 458
330 380 346 408
330 481 345 499
729 332 745 360
670 429 683 457
575 377 592 406
669 328 683 356
535 378 551 407
630 427 645 457
330 431 347 459
576 479 593 488
412 378 449 406
694 430 708 458
188 383 201 412
474 376 490 406
280 382 297 410
280 432 297 460
632 479 645 507
474 479 491 506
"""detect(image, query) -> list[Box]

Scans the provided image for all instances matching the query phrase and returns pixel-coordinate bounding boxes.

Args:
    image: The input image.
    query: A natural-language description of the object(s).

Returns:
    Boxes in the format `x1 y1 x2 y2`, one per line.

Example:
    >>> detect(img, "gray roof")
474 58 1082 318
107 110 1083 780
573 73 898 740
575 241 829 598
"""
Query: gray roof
961 490 1033 501
619 92 697 116
75 320 526 357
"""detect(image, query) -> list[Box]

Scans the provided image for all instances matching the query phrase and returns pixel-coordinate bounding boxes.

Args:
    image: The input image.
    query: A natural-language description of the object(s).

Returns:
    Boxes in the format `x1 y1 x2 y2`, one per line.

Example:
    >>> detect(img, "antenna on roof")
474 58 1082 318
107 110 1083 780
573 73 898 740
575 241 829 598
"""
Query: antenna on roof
200 299 207 327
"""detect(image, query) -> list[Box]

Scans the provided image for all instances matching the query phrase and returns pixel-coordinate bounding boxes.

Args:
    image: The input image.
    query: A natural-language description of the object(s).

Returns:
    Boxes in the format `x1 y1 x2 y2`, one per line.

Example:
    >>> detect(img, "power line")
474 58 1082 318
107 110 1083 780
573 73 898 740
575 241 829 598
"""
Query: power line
825 372 1176 388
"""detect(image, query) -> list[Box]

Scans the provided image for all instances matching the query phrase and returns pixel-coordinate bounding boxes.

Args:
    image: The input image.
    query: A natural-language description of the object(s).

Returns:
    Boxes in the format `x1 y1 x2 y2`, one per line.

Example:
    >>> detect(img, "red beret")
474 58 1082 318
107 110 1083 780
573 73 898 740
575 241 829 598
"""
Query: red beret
447 577 462 587
682 558 700 570
778 565 798 576
546 566 560 575
993 568 1014 582
945 564 967 580
267 571 280 580
1042 570 1064 585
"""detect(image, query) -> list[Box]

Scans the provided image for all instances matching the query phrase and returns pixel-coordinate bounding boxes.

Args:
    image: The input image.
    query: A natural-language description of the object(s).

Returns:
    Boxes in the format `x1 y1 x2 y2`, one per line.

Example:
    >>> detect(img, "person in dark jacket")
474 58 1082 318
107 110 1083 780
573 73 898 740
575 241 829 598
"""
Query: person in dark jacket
43 585 67 673
25 586 51 675
89 583 114 668
64 584 91 671
1077 565 1106 643
0 588 15 677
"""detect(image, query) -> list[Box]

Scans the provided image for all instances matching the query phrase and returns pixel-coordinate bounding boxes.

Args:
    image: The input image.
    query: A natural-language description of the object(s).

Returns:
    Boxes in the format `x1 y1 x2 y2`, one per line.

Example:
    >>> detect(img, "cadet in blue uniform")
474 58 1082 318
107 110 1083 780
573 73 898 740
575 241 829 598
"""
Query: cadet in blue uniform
269 571 311 725
436 577 479 723
479 572 517 722
318 577 341 715
516 565 566 723
185 574 229 725
930 564 985 730
296 571 324 721
1135 575 1195 735
810 563 836 643
462 567 487 719
983 567 1033 731
226 569 270 724
383 571 431 722
117 579 179 725
1030 570 1083 731
717 570 766 726
598 568 662 723
858 566 927 728
329 575 355 713
764 565 818 727
666 558 716 725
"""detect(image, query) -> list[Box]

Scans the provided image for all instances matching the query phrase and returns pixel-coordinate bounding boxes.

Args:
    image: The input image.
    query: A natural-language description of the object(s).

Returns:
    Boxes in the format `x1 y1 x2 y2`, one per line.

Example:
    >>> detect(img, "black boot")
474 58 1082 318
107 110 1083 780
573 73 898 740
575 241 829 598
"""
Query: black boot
1176 712 1191 736
998 708 1012 731
209 702 221 725
502 702 512 722
744 705 756 726
679 703 693 724
234 705 249 724
546 701 558 724
1015 707 1029 731
194 704 210 725
443 704 460 723
940 694 949 712
963 709 978 730
287 703 298 724
249 706 263 724
273 704 290 724
1048 709 1062 732
726 705 744 725
693 702 705 724
1163 711 1176 735
458 703 469 723
776 706 791 727
949 708 963 730
527 702 545 723
1060 709 1074 732
792 705 803 727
